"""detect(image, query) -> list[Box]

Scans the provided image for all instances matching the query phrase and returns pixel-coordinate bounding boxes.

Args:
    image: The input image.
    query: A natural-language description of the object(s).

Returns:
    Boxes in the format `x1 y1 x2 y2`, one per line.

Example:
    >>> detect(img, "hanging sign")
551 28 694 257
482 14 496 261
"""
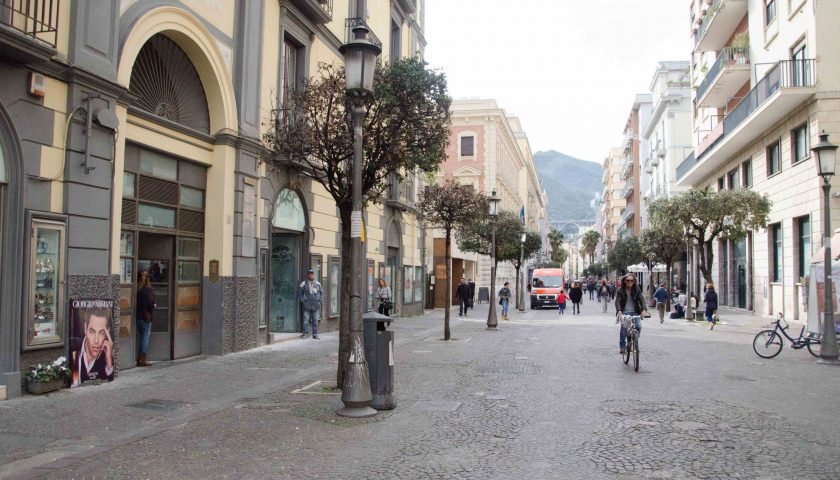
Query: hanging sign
209 259 220 283
351 211 363 239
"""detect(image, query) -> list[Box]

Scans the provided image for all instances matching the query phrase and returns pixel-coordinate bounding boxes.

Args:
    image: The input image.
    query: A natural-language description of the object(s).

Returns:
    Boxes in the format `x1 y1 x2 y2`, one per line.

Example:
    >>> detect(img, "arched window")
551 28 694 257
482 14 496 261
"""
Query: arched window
272 189 306 232
129 34 210 133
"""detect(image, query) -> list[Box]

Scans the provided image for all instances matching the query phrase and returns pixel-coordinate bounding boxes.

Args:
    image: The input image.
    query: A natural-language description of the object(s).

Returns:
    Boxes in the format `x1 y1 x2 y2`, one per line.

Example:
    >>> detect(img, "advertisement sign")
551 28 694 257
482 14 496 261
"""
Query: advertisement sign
807 264 840 335
69 299 116 387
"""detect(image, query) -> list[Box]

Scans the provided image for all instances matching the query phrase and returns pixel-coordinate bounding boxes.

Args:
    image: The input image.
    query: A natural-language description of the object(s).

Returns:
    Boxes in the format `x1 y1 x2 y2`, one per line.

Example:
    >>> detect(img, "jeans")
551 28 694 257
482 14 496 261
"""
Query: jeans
460 299 470 315
136 319 152 354
589 290 594 299
705 308 716 323
573 302 580 314
501 299 509 316
302 309 319 336
619 316 642 347
558 302 566 314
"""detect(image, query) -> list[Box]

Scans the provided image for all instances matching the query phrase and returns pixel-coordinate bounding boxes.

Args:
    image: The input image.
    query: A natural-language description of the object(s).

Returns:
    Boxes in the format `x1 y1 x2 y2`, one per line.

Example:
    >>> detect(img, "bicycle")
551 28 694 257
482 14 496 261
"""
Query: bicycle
618 314 648 371
752 312 821 359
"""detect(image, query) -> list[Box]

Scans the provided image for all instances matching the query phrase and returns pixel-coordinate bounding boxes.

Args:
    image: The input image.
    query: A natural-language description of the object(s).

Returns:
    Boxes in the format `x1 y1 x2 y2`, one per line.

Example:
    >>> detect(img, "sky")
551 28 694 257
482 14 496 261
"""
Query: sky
424 0 691 163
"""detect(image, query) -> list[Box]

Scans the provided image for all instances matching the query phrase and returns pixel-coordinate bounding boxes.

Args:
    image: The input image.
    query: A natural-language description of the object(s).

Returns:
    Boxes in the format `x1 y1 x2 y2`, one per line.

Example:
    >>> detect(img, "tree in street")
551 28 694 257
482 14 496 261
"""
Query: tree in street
639 222 685 310
417 180 488 340
499 230 542 310
263 58 451 387
456 211 524 273
607 235 643 276
648 188 771 285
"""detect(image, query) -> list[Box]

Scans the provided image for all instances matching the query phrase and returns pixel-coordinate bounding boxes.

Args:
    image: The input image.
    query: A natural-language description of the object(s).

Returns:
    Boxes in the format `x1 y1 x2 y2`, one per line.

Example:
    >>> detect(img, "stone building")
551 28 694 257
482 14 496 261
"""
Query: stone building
678 0 840 318
0 0 428 399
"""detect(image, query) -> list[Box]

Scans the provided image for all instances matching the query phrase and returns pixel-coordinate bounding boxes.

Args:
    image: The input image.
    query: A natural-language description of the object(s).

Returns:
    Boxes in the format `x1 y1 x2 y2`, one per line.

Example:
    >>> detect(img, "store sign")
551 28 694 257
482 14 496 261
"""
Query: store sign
209 259 219 283
69 299 115 387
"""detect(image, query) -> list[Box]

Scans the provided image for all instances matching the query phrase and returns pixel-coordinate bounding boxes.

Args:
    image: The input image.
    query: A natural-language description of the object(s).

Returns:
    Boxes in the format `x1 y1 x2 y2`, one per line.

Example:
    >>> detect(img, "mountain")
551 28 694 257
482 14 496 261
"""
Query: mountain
533 150 602 223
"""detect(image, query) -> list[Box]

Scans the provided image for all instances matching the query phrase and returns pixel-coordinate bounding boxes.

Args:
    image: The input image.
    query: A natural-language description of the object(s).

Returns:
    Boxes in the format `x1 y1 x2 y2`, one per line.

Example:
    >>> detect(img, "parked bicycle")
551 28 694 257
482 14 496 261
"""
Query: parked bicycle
619 314 648 371
752 312 821 359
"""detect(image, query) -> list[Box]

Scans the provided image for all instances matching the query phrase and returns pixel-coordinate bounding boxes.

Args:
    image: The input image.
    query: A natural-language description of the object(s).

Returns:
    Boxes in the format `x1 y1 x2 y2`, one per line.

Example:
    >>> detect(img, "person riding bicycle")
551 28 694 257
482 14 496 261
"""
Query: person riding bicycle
615 273 648 355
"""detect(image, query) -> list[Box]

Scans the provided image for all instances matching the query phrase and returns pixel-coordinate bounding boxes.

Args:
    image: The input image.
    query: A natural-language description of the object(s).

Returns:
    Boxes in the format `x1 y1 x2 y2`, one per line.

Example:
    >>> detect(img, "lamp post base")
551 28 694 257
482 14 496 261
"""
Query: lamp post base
336 406 378 418
816 357 840 366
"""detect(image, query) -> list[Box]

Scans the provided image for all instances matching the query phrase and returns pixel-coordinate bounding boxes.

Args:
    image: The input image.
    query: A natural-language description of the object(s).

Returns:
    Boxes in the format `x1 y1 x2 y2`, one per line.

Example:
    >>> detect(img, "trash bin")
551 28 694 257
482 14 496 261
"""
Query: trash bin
363 312 395 410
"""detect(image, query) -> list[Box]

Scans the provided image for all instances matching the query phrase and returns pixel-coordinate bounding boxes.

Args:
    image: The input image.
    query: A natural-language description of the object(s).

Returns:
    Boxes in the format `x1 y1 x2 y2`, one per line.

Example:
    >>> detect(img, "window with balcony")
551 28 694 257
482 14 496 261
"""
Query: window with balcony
767 140 781 176
791 43 808 87
765 0 776 25
742 159 752 188
796 215 810 279
460 136 474 157
791 123 809 164
770 223 782 282
283 37 303 107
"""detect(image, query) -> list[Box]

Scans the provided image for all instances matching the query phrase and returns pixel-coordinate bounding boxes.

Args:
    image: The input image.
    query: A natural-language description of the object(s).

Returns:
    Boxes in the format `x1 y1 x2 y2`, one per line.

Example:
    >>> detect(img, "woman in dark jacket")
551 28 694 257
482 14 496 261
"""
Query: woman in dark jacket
704 283 719 330
568 282 583 315
614 273 649 354
135 271 155 367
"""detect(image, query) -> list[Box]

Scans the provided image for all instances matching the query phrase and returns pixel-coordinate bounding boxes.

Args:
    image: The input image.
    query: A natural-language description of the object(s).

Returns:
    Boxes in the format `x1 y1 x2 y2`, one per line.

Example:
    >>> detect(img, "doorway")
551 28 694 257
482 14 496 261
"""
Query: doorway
270 233 301 333
138 232 173 361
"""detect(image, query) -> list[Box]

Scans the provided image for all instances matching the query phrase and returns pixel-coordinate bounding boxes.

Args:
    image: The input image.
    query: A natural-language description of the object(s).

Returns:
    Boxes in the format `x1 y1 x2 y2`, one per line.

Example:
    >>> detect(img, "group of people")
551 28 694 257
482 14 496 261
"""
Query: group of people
556 278 619 315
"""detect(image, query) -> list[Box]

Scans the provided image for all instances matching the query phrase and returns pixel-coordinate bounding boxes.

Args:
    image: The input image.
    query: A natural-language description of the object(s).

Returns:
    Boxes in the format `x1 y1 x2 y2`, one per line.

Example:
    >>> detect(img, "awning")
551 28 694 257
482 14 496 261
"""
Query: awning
627 262 667 273
810 230 840 263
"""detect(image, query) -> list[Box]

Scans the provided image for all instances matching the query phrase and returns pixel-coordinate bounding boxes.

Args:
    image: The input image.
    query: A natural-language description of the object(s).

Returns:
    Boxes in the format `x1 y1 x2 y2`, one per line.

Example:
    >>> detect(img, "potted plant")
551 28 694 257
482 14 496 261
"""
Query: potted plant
25 356 69 395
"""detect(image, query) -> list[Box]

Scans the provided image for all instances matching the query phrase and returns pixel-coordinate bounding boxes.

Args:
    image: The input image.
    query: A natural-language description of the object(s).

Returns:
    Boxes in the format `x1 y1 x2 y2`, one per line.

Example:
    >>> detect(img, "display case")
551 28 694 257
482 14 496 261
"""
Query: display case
27 218 66 348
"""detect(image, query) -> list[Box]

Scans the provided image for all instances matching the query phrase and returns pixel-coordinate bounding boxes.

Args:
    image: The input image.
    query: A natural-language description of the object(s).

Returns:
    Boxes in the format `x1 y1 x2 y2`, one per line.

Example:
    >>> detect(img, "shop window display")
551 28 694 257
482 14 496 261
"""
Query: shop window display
28 220 65 347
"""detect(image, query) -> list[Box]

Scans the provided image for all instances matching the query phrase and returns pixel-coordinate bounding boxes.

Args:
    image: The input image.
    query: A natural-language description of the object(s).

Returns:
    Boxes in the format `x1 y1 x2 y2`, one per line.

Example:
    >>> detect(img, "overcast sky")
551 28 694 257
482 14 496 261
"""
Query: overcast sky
424 0 691 163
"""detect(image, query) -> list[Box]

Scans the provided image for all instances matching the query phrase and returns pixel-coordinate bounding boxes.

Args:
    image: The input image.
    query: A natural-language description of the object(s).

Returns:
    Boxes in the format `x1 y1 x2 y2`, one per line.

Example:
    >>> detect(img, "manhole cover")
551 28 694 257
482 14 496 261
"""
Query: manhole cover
126 399 189 411
412 400 462 412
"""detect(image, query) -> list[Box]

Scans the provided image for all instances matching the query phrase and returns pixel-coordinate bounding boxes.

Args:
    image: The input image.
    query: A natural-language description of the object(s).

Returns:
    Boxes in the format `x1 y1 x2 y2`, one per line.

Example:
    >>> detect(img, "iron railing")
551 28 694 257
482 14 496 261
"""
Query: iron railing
696 47 749 101
694 0 722 48
622 180 634 199
0 0 60 47
316 0 333 17
621 204 636 225
345 17 382 49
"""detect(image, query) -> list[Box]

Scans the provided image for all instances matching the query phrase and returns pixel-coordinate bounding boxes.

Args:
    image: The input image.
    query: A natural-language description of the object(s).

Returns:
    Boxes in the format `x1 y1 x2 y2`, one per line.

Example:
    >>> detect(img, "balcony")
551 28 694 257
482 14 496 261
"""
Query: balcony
678 60 816 185
345 17 382 49
396 0 416 14
0 0 60 62
289 0 333 24
694 0 748 53
622 180 634 199
696 47 750 108
620 203 636 227
621 158 633 179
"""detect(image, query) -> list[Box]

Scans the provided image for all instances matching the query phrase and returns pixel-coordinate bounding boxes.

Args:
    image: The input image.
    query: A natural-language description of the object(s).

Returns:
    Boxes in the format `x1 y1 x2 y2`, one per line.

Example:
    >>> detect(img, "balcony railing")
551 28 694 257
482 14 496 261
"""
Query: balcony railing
676 152 696 180
696 47 749 101
694 0 721 48
345 17 382 50
0 0 60 48
722 59 815 144
622 181 634 199
621 204 636 224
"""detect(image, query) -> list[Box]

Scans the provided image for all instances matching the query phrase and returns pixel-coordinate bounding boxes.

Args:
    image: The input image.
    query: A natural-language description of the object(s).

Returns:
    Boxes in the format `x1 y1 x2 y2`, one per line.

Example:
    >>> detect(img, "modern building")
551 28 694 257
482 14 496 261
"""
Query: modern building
600 147 628 247
434 98 547 307
0 0 429 399
617 94 652 236
677 0 840 318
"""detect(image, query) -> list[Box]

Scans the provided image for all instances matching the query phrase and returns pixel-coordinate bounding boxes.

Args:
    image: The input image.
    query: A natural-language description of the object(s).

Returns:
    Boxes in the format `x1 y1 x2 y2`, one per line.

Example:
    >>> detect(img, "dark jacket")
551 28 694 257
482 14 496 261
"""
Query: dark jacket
653 287 669 303
704 289 719 311
498 287 511 301
298 280 324 311
615 285 647 315
569 287 583 303
457 283 472 301
136 286 155 323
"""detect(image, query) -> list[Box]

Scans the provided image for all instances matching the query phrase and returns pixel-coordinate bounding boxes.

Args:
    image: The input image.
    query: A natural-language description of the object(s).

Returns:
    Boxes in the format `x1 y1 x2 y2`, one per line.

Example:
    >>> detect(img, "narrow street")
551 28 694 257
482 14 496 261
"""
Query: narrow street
1 297 838 480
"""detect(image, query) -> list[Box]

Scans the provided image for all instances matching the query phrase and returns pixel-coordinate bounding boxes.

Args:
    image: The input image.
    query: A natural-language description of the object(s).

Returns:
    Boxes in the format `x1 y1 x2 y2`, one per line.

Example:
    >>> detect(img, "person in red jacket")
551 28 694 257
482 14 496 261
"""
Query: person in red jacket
557 289 567 315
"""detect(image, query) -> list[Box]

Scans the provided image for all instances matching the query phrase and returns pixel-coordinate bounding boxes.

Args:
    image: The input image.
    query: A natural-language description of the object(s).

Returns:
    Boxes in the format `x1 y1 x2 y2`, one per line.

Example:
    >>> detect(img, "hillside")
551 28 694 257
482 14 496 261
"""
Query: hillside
533 150 602 223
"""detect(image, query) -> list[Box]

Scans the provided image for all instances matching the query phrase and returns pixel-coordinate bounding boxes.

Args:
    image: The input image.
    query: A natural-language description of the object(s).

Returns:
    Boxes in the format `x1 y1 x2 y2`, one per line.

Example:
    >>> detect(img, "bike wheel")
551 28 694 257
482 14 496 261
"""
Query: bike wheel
752 330 783 359
623 337 631 365
632 333 639 372
806 338 822 358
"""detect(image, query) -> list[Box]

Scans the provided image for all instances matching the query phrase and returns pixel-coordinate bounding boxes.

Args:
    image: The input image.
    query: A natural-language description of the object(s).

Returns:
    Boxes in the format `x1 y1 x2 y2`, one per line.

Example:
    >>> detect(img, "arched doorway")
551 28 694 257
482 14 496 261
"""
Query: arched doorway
270 188 307 333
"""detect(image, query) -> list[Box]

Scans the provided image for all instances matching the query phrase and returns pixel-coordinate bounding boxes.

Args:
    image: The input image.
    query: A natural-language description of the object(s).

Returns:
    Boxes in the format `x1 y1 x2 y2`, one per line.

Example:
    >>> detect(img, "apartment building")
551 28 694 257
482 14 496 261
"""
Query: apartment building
678 0 840 318
434 99 547 307
0 0 428 399
600 148 628 250
617 95 652 237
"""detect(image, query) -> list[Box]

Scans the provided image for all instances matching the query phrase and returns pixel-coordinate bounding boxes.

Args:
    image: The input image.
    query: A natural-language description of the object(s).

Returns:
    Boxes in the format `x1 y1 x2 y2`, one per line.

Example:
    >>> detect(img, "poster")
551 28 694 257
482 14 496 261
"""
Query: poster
807 264 840 335
69 299 116 387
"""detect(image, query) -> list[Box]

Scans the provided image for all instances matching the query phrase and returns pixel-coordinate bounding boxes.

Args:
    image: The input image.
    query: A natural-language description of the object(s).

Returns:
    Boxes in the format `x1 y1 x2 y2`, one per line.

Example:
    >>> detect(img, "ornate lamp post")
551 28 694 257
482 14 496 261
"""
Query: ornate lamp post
813 131 839 365
337 25 381 417
487 190 501 329
684 225 694 321
518 232 526 312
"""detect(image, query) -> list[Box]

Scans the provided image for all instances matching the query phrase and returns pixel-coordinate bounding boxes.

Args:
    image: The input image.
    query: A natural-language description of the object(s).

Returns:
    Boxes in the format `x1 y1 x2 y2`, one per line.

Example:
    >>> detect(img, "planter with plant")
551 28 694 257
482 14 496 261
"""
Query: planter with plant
25 357 69 395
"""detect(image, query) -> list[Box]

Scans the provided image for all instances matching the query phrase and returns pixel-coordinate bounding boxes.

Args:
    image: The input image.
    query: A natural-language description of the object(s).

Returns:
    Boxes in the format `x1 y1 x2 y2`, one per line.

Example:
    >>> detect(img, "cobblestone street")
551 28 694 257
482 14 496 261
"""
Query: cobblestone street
2 298 839 480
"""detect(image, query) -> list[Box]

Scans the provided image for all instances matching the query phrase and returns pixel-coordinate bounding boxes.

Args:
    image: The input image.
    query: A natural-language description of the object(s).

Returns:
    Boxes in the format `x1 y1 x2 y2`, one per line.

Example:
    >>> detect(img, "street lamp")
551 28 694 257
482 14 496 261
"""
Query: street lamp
337 24 381 417
684 225 694 321
487 190 501 329
813 131 839 365
518 232 526 312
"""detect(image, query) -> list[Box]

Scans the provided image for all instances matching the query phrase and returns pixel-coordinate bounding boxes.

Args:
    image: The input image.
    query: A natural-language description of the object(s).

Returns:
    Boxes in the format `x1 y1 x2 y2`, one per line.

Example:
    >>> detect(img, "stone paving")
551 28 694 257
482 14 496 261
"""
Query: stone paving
1 297 839 479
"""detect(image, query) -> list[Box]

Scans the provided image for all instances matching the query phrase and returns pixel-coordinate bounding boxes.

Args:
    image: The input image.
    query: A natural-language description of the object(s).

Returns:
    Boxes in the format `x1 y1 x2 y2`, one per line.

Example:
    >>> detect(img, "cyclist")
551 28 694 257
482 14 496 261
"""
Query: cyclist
615 273 649 354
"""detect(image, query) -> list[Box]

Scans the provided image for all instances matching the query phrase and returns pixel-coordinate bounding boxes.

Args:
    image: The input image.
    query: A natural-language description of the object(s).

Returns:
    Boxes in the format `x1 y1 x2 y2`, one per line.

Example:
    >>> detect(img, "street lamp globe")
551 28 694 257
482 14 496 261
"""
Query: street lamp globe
339 26 381 93
813 131 838 182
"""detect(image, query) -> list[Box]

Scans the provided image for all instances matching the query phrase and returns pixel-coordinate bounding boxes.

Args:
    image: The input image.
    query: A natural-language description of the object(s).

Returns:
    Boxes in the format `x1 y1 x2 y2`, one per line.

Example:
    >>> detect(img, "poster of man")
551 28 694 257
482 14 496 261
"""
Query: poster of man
69 299 115 387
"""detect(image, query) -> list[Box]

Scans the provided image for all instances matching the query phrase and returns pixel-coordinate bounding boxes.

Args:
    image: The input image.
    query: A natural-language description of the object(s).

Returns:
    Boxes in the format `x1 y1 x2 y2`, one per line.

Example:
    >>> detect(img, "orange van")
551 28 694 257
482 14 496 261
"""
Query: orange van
529 268 566 309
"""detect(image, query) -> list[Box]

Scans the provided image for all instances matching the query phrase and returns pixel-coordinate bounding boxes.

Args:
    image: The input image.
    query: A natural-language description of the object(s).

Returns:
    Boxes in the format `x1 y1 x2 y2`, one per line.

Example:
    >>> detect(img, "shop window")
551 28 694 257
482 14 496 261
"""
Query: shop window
273 188 306 232
414 266 424 303
178 238 201 259
791 123 809 164
27 218 65 348
403 265 414 303
179 186 204 209
259 249 267 327
328 256 340 317
138 204 176 229
367 259 375 311
311 254 324 318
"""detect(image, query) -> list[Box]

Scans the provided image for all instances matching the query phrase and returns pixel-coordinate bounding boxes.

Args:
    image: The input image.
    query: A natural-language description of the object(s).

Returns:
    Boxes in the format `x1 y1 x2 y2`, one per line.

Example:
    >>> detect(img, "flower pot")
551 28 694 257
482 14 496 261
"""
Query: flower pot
27 378 65 395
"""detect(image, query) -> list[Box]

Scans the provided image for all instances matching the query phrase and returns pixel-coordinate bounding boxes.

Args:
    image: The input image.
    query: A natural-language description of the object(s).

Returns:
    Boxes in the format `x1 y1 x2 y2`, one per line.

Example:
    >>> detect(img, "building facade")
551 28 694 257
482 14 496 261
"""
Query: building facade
678 0 840 318
600 148 628 249
434 98 547 306
0 0 429 399
617 94 652 237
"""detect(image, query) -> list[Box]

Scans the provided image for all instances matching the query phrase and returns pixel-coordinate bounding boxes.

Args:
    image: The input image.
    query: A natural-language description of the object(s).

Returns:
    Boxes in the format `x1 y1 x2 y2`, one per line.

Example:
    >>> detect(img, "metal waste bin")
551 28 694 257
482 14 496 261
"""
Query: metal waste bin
363 312 395 410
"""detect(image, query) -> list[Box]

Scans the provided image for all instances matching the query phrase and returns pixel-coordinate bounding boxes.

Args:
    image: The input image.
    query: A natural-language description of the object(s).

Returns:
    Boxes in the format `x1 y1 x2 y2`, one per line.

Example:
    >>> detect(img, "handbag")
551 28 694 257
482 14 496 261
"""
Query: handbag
382 300 393 310
498 298 504 305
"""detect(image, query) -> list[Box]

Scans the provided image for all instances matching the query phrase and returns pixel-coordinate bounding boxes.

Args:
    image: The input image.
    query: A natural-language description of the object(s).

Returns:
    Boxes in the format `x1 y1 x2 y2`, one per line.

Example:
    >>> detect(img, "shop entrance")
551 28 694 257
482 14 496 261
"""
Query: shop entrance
138 232 173 361
270 233 301 333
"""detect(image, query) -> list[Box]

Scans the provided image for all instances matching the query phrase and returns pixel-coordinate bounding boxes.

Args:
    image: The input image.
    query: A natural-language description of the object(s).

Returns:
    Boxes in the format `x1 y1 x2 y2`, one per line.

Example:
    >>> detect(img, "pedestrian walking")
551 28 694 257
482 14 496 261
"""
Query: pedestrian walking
599 280 610 313
135 270 155 367
557 289 567 315
588 281 595 300
569 282 583 315
499 282 512 320
457 278 472 316
653 282 669 324
298 269 324 339
704 283 719 330
608 280 617 300
376 278 392 317
468 278 476 309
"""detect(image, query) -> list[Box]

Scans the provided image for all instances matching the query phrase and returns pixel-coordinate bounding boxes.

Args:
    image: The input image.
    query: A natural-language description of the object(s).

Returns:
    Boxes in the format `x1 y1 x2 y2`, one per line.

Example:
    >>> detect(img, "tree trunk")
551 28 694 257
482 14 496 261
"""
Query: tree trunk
444 229 452 340
336 207 352 389
514 265 521 311
699 239 714 286
665 263 672 311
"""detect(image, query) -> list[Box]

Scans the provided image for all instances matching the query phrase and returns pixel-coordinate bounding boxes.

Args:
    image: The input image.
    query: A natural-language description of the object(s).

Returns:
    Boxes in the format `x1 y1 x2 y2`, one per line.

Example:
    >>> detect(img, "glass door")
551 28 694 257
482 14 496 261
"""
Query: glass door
270 233 300 333
174 237 201 358
735 238 748 309
138 232 174 361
